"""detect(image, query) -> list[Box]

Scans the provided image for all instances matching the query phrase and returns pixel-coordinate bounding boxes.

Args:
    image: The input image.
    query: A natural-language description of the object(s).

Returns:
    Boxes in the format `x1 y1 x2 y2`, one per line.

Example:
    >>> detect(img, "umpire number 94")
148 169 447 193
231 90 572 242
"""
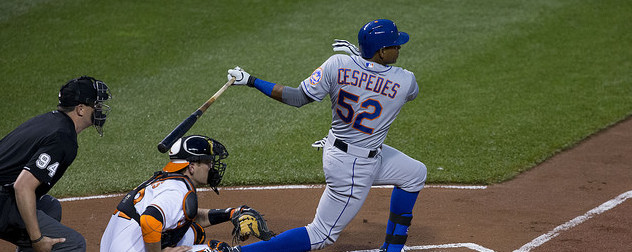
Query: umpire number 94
36 153 59 177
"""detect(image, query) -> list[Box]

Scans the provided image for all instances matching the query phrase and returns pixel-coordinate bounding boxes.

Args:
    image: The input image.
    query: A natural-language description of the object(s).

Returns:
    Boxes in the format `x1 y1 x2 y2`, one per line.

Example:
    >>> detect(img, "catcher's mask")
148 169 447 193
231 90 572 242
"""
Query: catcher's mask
58 76 112 136
164 135 229 193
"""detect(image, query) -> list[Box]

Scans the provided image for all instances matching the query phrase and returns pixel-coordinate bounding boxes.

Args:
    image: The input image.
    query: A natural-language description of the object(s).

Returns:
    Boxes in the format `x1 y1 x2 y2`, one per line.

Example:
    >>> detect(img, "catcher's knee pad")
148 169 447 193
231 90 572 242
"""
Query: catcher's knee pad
191 222 206 245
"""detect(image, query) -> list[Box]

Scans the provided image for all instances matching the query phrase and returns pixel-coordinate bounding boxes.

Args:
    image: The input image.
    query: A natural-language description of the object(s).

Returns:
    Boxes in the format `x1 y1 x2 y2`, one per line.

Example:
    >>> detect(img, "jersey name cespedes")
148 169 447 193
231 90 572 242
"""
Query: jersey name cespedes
336 68 399 99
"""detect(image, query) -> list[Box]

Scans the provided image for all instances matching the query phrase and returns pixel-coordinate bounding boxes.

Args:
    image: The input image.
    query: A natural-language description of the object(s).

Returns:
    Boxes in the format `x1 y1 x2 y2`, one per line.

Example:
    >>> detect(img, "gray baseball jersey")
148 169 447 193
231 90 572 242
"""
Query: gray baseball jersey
300 54 419 149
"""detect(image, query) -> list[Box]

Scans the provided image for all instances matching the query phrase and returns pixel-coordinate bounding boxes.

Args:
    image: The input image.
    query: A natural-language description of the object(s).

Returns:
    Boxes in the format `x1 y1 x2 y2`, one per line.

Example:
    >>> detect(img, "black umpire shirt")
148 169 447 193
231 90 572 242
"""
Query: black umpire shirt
0 111 77 197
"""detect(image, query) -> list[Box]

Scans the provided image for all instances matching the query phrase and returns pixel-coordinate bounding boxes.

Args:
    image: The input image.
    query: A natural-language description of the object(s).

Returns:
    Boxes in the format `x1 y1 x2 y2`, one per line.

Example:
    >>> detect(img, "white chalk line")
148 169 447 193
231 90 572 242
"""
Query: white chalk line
60 187 631 251
59 193 123 202
350 243 494 252
514 190 632 252
349 189 632 252
216 184 487 191
58 184 487 202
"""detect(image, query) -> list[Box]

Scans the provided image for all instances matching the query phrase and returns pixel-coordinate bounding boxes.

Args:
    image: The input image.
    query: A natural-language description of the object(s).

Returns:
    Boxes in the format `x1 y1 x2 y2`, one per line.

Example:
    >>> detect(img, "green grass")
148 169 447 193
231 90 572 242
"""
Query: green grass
1 0 630 197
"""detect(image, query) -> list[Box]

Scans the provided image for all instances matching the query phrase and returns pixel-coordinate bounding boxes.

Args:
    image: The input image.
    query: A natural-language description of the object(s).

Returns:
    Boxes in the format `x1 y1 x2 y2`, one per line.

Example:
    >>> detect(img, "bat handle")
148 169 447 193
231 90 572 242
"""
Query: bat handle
198 77 235 112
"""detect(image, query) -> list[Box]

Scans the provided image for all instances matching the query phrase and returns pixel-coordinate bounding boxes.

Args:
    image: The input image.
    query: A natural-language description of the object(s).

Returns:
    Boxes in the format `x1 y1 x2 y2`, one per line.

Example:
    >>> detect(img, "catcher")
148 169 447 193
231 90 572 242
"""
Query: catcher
100 135 274 252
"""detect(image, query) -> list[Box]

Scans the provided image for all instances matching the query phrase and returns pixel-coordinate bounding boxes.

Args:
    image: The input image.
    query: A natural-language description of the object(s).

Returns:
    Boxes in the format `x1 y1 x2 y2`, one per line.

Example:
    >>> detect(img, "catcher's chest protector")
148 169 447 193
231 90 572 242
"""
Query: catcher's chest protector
116 171 198 248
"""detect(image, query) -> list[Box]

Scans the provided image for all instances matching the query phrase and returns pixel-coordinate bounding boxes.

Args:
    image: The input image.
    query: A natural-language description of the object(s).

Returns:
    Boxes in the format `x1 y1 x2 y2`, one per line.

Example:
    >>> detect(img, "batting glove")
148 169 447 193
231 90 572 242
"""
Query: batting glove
332 39 360 56
227 66 255 87
311 136 327 150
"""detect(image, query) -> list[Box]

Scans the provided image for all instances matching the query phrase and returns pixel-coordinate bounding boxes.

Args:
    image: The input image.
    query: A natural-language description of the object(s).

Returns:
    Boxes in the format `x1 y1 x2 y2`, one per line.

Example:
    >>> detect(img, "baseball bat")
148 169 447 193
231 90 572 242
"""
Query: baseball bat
157 77 235 153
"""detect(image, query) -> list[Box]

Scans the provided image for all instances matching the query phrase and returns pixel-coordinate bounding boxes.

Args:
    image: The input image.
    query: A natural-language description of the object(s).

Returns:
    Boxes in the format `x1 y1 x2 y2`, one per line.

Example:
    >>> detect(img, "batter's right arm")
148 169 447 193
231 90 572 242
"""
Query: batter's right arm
227 66 313 107
280 85 313 107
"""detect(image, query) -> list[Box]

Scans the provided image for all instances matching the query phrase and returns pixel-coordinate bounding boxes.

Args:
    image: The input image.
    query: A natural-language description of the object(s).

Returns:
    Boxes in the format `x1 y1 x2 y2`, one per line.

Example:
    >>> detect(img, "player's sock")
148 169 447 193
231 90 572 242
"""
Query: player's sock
240 226 310 252
381 187 419 251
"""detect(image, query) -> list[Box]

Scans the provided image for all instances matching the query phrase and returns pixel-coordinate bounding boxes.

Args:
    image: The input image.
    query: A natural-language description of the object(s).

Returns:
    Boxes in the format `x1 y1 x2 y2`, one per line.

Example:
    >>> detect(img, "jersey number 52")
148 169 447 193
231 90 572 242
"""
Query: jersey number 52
336 90 382 134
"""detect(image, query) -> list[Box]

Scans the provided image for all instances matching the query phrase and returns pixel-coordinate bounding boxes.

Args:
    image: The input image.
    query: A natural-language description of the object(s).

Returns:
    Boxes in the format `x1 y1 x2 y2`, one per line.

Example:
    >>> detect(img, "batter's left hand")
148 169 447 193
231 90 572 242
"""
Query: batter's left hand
311 136 327 150
332 39 360 56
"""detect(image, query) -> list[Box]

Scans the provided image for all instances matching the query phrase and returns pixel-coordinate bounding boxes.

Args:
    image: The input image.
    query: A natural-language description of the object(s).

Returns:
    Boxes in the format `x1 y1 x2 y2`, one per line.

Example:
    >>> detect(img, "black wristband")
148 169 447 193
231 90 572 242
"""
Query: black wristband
207 208 232 225
247 76 257 87
31 235 44 243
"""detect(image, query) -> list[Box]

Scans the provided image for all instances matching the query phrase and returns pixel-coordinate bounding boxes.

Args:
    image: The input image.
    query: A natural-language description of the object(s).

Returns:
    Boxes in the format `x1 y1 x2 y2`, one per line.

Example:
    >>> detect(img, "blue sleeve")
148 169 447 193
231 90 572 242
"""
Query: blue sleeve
253 78 276 97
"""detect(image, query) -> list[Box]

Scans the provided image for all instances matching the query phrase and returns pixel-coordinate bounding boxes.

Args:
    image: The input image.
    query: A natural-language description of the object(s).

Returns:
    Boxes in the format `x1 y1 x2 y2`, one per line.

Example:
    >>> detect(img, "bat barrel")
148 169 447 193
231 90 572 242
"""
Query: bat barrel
157 142 171 153
156 110 203 153
156 77 234 153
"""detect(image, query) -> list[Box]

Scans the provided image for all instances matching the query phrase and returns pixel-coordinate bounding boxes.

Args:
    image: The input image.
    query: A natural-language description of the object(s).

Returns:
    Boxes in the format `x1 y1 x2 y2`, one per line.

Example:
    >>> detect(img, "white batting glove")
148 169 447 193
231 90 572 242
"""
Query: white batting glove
311 136 327 150
227 66 254 86
332 39 360 56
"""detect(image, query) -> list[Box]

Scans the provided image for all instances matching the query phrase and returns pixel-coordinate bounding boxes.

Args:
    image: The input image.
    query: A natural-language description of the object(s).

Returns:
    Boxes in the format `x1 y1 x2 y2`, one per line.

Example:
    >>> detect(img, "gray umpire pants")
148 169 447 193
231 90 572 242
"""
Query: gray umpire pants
0 191 86 251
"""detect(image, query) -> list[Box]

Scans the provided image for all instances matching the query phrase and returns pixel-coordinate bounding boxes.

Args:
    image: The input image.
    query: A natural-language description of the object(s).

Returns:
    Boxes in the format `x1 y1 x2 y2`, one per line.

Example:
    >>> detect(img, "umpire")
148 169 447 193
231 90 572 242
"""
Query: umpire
0 76 111 252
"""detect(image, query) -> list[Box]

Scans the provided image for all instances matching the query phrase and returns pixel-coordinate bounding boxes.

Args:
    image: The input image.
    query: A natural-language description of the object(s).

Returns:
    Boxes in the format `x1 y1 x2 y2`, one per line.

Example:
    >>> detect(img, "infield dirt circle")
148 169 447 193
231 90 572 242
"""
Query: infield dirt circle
2 117 631 251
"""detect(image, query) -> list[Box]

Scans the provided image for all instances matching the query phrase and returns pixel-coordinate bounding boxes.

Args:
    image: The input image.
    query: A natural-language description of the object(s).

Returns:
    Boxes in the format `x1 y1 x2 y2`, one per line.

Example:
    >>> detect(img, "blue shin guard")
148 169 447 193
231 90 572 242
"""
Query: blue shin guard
381 187 419 251
241 227 311 252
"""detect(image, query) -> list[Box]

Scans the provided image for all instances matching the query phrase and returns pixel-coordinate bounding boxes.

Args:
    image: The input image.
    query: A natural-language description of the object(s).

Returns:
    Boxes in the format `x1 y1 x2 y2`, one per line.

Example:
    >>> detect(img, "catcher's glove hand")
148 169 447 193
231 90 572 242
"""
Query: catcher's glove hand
230 205 276 243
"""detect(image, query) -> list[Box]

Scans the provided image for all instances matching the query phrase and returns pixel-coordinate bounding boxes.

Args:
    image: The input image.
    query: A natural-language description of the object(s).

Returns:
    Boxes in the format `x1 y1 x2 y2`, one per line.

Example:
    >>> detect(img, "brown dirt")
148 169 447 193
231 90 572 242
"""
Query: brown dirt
2 117 631 251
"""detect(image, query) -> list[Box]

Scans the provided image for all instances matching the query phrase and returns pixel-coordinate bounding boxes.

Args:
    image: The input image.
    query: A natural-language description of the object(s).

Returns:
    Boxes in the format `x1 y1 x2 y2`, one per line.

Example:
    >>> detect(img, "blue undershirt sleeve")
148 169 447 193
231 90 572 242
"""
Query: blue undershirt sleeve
253 78 276 97
253 78 313 107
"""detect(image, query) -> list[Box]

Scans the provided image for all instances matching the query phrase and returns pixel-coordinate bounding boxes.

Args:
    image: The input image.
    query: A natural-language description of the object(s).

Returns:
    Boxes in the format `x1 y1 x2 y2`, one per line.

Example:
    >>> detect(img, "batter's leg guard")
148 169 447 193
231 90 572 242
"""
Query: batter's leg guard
240 227 310 252
381 187 419 252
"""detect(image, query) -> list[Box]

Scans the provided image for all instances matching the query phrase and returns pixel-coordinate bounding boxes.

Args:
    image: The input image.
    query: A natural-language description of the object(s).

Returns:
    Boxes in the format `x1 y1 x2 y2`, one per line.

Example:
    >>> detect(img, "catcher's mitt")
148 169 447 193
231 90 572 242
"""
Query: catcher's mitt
230 205 275 243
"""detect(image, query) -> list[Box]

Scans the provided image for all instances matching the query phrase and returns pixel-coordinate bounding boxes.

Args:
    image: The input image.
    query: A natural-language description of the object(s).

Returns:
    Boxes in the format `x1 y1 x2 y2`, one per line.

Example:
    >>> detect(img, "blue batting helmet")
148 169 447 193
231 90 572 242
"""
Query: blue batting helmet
358 19 409 59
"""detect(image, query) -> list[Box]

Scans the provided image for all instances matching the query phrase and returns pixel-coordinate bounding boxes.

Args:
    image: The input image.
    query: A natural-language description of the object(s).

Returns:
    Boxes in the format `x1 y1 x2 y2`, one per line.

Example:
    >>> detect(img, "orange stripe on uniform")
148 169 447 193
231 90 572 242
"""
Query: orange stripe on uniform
140 214 163 243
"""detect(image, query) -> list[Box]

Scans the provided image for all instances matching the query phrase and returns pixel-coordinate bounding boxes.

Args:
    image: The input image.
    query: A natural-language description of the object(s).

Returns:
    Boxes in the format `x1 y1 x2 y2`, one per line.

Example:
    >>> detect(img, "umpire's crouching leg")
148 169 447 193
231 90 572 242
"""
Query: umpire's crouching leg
16 195 87 252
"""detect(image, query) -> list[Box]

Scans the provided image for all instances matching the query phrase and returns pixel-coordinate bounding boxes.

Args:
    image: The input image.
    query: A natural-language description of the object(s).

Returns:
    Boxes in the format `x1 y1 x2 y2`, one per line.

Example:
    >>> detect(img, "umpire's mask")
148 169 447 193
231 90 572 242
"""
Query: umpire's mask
59 76 112 136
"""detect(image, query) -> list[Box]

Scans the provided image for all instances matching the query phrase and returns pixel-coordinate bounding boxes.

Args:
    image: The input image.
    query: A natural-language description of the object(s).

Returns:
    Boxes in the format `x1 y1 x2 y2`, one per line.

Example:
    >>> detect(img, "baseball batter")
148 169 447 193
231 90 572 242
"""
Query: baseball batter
101 135 274 252
223 19 427 252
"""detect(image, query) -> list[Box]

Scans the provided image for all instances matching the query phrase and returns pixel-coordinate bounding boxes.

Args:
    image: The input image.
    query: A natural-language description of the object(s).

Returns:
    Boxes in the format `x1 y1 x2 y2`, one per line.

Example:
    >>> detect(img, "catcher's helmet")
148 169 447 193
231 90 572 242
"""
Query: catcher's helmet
358 19 409 59
164 135 229 192
58 76 112 136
